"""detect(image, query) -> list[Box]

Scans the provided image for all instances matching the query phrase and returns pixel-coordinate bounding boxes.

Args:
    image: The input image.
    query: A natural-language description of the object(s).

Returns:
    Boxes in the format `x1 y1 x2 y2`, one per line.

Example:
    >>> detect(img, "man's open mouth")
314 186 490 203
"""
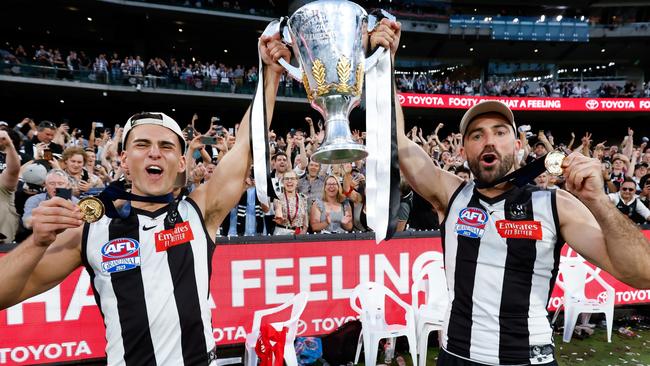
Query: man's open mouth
146 165 164 177
480 152 498 166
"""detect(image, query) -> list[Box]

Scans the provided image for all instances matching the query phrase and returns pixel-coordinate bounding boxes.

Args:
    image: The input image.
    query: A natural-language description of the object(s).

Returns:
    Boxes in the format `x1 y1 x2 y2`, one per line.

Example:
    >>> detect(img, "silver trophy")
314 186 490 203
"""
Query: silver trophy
277 0 388 164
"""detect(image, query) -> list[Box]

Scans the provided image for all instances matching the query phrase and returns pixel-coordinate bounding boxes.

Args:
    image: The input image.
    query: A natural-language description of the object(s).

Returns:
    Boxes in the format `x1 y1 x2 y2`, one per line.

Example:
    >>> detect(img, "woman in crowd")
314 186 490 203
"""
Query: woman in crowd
61 147 100 196
273 170 309 235
310 175 353 233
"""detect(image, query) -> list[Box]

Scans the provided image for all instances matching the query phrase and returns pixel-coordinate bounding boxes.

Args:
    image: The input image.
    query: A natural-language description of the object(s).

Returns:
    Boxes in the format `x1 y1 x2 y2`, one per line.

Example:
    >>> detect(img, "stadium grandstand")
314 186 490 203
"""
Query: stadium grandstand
1 0 650 365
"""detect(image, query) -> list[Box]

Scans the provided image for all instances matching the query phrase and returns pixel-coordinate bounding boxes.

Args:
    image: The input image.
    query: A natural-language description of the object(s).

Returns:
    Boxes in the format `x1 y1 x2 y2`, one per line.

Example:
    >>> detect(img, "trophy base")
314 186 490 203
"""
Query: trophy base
311 143 368 164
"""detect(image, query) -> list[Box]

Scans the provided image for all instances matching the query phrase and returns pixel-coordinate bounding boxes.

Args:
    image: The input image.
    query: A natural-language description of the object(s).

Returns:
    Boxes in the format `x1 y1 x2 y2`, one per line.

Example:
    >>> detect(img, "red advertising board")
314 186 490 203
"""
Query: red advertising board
397 93 650 112
1 232 649 365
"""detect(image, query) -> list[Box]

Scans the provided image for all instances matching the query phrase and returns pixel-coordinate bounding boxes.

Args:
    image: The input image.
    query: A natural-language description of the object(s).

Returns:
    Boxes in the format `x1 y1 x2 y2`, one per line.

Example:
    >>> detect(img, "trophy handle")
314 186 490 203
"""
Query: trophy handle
277 17 303 81
278 59 303 81
365 9 396 70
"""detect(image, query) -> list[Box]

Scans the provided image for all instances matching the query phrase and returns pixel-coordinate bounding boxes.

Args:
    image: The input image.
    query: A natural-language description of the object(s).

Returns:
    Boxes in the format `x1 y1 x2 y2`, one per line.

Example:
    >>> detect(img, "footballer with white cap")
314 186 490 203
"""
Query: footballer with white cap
0 34 291 365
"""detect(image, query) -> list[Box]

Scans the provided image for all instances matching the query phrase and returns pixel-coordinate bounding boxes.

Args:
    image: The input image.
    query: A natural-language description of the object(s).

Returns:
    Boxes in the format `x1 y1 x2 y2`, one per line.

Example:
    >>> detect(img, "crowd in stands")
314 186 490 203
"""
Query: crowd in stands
1 44 307 96
395 73 650 98
4 44 650 98
1 112 648 245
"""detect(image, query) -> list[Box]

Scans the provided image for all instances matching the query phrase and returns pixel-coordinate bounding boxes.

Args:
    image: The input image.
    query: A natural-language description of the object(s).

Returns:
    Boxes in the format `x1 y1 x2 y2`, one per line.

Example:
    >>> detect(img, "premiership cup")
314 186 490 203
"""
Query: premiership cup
277 0 388 164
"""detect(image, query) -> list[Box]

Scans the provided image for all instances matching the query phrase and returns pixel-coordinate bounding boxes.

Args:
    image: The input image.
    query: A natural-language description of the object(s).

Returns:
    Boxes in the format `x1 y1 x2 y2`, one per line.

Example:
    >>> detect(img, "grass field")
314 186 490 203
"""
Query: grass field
385 326 650 366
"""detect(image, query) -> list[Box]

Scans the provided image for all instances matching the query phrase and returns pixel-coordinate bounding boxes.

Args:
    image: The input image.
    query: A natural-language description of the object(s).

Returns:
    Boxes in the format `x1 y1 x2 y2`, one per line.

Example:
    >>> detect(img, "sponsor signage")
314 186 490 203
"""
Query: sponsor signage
398 93 650 112
1 231 649 364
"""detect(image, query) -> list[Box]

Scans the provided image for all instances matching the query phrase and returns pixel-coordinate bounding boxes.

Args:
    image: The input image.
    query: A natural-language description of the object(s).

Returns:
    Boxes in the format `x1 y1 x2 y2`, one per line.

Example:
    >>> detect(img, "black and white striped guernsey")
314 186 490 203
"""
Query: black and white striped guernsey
81 198 216 366
441 182 563 365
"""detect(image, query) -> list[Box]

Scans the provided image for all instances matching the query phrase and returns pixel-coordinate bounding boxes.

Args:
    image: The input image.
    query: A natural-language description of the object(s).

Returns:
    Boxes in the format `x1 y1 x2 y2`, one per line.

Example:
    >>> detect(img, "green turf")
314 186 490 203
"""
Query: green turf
373 327 650 366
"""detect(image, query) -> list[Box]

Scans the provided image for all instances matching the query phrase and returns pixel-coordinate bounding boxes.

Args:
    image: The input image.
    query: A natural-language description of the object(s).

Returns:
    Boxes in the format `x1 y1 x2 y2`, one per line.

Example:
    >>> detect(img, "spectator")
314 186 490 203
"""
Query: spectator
272 171 308 235
83 148 106 189
298 158 325 205
222 173 266 236
454 165 471 182
93 53 109 83
23 120 63 160
632 163 648 191
309 175 352 233
14 162 47 219
60 147 91 197
396 180 413 232
639 174 650 209
610 154 628 191
22 169 78 229
608 177 650 224
0 130 21 243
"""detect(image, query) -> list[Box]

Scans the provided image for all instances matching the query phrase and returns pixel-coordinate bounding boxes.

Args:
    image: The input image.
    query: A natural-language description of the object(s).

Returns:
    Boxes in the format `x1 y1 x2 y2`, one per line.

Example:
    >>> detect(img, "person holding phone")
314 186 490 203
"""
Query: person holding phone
22 169 78 229
61 147 95 197
0 34 290 365
23 121 63 161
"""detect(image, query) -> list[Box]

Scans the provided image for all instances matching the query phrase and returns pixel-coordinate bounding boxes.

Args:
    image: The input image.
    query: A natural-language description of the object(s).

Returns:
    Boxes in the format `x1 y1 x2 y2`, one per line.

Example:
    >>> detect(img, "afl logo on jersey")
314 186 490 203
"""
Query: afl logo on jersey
455 207 488 239
101 238 142 273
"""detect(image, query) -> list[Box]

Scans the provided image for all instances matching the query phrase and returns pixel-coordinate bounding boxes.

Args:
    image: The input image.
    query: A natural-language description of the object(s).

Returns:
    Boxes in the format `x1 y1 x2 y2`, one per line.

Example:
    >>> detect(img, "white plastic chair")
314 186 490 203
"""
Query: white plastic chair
349 282 417 366
244 292 309 366
411 260 448 366
553 261 614 343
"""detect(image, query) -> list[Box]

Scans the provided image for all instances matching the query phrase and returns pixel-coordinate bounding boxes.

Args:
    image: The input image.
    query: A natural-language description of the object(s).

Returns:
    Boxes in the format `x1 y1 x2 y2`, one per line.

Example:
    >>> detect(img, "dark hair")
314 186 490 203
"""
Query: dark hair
640 174 650 188
273 151 287 160
454 166 471 175
38 120 56 131
6 129 21 149
622 176 636 186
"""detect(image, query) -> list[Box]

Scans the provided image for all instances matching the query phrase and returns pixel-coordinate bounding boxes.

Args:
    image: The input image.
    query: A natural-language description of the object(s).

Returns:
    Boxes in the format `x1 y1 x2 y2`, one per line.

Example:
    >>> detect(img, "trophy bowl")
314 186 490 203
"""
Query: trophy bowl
279 0 381 164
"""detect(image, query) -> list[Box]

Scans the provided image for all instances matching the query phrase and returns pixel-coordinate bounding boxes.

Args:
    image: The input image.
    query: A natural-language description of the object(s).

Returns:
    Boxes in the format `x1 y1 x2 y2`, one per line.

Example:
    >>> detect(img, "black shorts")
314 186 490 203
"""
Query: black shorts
436 348 558 366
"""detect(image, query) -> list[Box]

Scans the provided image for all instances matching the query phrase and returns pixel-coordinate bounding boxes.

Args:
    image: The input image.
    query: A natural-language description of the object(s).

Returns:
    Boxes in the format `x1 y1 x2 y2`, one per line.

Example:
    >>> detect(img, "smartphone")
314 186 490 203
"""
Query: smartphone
290 128 296 137
43 148 53 161
186 127 194 140
200 136 217 145
95 122 104 128
55 188 72 200
228 127 234 135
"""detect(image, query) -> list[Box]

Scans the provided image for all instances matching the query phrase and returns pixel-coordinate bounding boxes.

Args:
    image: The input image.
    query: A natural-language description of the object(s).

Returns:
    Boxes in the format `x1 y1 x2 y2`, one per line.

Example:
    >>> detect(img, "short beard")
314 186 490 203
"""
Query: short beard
467 151 515 186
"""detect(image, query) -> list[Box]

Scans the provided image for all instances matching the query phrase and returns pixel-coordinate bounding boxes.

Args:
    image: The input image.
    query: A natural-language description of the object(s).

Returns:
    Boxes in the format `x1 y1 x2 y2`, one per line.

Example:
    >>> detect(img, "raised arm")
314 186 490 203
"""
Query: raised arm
371 19 462 218
190 34 290 238
0 130 21 191
558 153 650 289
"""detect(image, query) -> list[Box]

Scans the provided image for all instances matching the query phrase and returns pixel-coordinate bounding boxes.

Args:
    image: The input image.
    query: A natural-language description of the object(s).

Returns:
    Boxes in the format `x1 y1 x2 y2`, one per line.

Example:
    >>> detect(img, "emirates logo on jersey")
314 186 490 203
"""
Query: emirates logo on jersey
495 220 543 240
155 221 194 252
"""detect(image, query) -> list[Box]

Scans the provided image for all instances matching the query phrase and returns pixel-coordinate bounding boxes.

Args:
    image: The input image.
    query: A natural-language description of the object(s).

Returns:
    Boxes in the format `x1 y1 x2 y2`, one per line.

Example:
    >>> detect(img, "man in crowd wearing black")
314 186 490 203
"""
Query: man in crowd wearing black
22 120 63 160
609 177 650 224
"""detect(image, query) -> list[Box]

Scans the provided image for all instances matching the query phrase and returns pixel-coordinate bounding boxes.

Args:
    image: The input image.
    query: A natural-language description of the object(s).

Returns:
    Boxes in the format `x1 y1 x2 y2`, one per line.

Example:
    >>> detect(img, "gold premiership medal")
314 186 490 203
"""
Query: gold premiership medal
78 197 105 223
544 150 566 176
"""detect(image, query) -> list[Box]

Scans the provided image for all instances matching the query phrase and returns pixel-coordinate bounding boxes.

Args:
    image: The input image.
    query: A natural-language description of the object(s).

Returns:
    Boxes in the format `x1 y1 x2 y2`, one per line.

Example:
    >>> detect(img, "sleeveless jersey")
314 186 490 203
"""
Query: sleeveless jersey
441 182 563 365
81 198 216 366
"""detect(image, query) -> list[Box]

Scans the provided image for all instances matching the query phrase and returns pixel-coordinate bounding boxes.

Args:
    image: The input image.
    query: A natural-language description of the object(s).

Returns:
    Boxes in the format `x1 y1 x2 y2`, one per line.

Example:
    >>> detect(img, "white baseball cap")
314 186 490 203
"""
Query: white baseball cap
122 112 187 187
122 112 186 153
459 100 516 137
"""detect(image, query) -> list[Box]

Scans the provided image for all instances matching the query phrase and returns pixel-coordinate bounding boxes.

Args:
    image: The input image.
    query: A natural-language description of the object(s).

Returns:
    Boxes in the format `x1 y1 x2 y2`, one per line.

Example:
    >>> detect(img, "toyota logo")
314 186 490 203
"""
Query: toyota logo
597 291 609 303
296 319 308 335
585 99 599 110
398 94 405 105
